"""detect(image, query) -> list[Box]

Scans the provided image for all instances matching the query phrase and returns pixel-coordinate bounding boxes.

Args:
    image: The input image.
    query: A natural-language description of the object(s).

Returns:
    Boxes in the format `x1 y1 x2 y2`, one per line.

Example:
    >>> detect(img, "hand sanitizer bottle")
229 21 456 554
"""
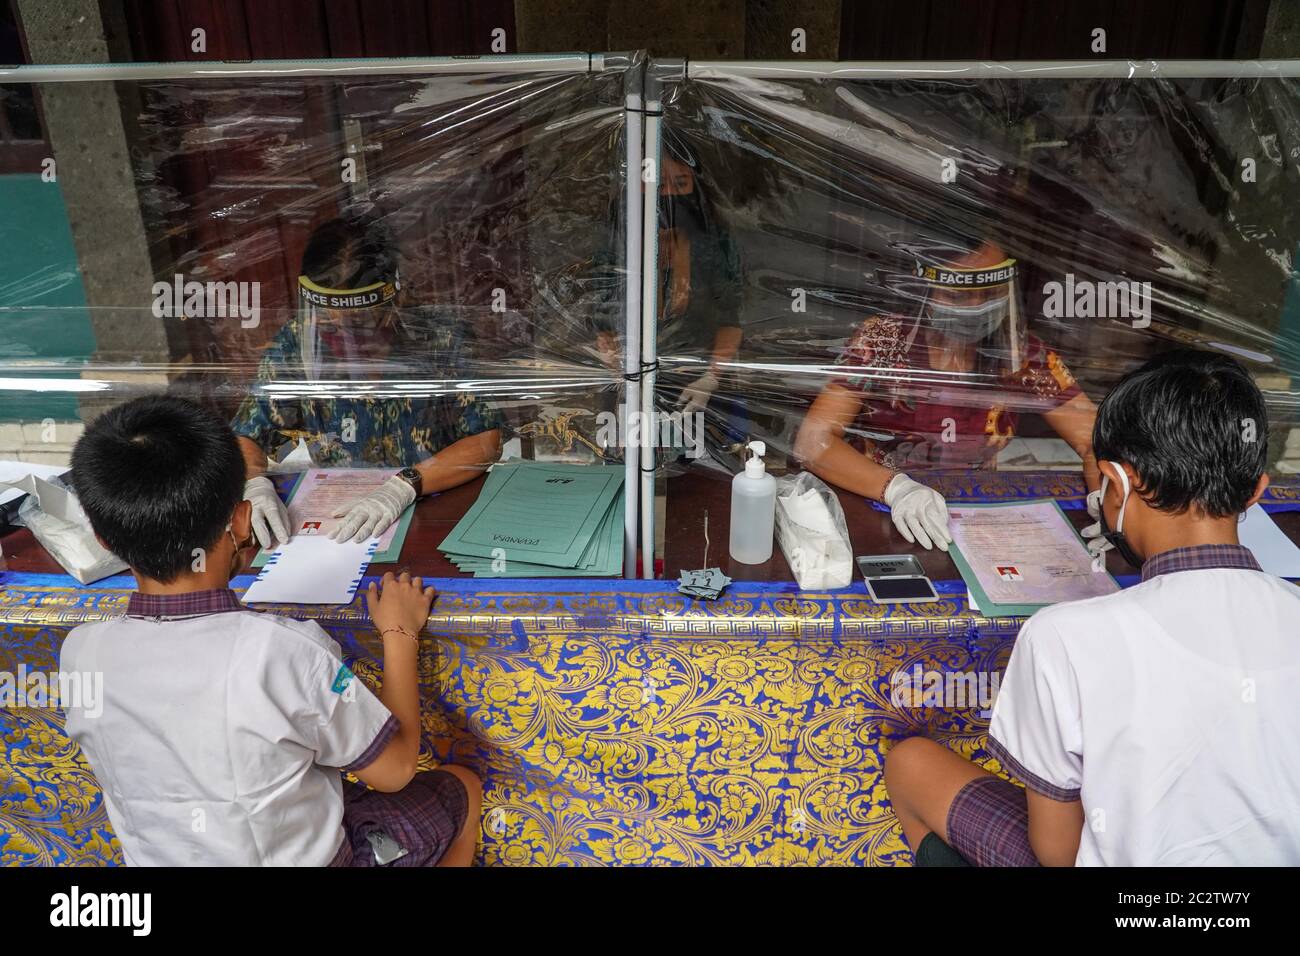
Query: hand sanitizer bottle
730 440 776 564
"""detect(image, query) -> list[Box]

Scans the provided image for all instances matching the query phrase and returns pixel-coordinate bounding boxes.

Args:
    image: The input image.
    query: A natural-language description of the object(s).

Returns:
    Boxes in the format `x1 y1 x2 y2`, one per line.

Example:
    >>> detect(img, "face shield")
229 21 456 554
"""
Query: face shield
915 256 1025 368
297 272 400 380
883 249 1028 372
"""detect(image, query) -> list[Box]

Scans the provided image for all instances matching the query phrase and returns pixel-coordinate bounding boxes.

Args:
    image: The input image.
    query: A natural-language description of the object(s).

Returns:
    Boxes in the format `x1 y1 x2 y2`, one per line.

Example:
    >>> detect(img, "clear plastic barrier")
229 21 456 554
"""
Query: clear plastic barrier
645 61 1300 509
0 55 637 477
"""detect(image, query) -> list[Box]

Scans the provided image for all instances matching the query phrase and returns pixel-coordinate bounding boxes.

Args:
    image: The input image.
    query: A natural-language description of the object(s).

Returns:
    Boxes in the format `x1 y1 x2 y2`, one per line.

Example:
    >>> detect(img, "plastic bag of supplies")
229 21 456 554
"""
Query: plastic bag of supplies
2 473 127 584
774 471 853 590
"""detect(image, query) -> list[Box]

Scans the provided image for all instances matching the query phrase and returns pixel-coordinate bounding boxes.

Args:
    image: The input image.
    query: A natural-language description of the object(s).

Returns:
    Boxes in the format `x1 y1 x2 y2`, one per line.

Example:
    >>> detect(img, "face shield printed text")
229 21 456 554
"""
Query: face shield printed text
297 276 397 311
915 259 1017 289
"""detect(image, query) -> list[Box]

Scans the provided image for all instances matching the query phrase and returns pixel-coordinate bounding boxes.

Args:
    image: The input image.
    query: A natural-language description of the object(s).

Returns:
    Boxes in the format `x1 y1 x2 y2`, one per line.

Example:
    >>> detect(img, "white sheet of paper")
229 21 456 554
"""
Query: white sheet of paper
265 438 314 475
948 501 1120 607
242 535 377 605
995 437 1082 470
1238 504 1300 578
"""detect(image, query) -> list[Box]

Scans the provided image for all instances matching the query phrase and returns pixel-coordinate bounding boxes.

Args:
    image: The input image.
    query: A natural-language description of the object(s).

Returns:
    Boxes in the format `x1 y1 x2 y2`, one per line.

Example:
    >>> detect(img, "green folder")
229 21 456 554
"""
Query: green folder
439 462 624 570
453 491 624 577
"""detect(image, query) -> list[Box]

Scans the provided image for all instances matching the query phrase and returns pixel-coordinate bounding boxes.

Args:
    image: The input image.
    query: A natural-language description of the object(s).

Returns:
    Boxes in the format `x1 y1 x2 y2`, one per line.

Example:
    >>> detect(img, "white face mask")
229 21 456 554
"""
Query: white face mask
1098 463 1145 568
300 305 390 380
927 296 1009 343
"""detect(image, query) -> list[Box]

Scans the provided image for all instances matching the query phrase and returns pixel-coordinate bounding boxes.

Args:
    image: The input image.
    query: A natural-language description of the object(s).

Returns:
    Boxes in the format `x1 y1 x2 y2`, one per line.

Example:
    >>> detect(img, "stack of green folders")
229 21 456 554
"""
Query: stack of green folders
439 461 625 577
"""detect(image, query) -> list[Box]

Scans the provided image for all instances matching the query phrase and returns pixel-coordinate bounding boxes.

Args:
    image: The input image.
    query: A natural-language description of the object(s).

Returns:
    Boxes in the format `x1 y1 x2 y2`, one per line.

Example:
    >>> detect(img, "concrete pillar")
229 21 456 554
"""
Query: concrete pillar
15 0 174 432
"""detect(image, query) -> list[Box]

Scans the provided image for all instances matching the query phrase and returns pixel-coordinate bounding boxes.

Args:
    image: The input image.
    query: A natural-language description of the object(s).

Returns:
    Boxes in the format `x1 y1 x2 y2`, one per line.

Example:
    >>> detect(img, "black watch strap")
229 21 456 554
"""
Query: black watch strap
396 466 423 498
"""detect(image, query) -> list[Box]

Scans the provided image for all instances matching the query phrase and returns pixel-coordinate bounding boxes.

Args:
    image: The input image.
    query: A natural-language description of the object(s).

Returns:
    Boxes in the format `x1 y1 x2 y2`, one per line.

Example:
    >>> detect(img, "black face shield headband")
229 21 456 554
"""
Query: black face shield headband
913 257 1017 290
296 272 401 380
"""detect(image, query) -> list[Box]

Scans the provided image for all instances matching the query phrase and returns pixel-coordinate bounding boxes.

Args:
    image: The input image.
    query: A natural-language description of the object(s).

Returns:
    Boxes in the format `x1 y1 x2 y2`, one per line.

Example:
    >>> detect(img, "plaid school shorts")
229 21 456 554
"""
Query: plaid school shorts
943 774 1040 867
329 768 470 867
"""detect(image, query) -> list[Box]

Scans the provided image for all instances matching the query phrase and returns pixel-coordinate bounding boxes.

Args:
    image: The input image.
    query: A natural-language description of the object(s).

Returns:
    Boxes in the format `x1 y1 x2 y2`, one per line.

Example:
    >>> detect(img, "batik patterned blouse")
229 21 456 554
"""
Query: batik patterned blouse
231 313 502 468
830 314 1080 471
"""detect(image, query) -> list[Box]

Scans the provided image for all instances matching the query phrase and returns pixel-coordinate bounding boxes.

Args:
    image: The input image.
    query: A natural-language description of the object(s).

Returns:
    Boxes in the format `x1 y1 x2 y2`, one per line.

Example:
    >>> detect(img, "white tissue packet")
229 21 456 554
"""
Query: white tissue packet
774 471 853 589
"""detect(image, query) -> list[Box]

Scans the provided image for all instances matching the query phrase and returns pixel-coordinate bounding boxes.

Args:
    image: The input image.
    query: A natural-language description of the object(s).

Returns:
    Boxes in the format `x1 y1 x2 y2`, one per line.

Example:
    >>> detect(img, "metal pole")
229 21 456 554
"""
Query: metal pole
0 53 599 83
686 58 1300 81
622 63 645 578
639 64 674 579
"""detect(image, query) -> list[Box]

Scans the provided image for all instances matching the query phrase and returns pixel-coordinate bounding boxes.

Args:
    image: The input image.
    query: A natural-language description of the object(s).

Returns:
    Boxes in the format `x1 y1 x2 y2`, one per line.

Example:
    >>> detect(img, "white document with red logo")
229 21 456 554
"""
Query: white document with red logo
947 499 1120 617
250 468 414 568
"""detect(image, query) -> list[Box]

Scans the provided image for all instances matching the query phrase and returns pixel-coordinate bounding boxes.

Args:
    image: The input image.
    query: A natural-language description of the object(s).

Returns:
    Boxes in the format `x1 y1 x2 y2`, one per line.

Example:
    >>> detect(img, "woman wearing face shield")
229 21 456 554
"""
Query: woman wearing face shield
231 213 503 549
794 239 1101 551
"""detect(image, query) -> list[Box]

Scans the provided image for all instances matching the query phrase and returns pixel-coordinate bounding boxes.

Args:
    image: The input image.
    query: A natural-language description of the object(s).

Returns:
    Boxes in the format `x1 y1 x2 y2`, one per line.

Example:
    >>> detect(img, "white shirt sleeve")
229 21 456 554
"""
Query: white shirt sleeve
274 621 398 772
988 614 1084 802
311 656 398 771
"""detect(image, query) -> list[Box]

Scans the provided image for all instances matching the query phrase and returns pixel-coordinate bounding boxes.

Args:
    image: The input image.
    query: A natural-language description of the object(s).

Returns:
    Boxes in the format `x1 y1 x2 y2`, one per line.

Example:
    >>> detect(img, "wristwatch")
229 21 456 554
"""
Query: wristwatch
396 466 423 498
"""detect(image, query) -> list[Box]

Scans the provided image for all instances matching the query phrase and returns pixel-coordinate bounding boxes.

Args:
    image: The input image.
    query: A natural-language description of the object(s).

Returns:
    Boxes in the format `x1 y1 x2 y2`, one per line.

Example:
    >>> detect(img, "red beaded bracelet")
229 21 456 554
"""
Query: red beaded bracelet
380 626 419 644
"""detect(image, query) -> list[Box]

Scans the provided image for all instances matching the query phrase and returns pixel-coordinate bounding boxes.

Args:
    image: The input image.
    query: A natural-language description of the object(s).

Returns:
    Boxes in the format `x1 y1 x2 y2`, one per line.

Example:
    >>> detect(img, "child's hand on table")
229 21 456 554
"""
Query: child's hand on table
365 571 436 642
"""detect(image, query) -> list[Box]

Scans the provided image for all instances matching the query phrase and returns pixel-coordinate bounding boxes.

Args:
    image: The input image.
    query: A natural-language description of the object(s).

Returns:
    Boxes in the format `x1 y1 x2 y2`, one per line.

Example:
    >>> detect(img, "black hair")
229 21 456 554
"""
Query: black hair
906 230 1004 269
1092 348 1268 518
70 395 246 582
301 212 398 289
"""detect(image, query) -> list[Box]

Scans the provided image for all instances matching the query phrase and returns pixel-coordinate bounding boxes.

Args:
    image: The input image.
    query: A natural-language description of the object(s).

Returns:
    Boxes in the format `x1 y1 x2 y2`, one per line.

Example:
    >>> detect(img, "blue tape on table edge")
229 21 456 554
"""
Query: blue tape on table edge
0 570 1146 594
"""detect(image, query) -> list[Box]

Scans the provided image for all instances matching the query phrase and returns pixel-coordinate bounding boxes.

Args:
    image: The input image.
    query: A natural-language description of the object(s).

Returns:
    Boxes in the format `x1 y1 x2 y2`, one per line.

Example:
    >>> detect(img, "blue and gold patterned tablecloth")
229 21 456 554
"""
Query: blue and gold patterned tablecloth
7 470 1296 865
0 573 1022 866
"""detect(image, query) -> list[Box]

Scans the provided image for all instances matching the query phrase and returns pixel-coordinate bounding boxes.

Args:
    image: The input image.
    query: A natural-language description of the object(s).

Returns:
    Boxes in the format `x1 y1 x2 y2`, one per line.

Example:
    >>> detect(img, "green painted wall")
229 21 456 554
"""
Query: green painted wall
0 173 95 421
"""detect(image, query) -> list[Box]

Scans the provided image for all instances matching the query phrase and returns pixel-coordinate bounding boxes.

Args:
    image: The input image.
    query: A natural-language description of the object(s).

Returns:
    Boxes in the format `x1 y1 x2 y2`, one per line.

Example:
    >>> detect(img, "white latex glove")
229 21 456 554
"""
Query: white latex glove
243 476 290 551
676 368 719 416
330 475 417 543
882 472 952 552
1080 488 1113 558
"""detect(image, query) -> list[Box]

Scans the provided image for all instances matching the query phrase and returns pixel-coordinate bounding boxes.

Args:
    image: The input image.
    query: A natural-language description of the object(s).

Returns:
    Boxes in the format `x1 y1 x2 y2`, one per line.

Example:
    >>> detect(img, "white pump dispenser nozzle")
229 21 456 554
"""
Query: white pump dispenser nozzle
744 440 767 478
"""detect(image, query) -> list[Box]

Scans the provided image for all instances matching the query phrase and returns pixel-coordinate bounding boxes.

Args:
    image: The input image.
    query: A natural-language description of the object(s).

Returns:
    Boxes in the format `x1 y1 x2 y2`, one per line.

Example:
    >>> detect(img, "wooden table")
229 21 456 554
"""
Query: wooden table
4 467 1299 582
662 468 1300 582
0 473 492 579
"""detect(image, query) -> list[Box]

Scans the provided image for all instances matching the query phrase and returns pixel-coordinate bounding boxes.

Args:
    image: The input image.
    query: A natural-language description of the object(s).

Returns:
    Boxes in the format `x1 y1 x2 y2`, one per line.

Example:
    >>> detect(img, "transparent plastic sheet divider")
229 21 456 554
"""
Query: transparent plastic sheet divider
0 53 646 577
644 58 1300 574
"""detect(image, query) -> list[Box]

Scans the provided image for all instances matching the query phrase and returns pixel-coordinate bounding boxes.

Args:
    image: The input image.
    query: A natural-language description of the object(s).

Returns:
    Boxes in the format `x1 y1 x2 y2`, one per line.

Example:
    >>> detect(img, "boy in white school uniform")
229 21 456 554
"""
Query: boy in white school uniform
61 395 481 866
884 348 1300 866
